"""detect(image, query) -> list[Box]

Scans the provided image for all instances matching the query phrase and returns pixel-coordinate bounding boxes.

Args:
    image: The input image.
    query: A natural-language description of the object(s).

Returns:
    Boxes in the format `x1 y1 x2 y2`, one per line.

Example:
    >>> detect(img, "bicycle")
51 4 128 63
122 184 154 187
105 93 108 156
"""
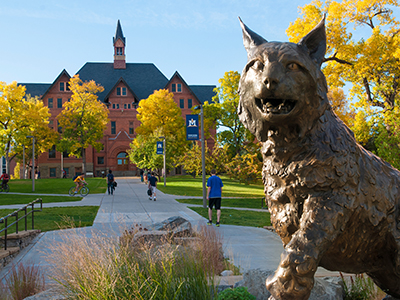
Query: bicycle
0 183 9 193
69 182 89 197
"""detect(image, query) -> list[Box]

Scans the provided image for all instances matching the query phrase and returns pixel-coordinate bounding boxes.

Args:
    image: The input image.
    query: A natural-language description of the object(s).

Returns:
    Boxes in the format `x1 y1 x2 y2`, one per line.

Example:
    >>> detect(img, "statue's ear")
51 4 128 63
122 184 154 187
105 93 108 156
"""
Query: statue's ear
239 17 268 55
298 16 326 66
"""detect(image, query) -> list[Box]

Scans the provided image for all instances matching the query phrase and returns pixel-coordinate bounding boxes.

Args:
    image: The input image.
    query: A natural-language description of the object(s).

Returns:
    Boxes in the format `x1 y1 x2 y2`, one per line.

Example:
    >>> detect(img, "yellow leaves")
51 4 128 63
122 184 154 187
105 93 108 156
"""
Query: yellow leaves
0 82 57 160
327 87 355 126
136 89 185 140
57 76 108 156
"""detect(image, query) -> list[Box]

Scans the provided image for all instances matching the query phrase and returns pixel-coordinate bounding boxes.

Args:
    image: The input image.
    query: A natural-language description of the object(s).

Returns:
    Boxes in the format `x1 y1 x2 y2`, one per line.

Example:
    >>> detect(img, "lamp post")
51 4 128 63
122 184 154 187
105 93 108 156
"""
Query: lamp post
26 136 35 192
61 151 63 179
23 144 26 179
158 136 166 187
194 104 207 208
200 105 207 208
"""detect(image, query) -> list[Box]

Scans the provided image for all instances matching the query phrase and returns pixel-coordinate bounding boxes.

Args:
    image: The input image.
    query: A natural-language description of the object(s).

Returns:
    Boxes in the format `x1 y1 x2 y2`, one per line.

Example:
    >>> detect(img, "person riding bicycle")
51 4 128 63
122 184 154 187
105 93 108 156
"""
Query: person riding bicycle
0 171 9 189
73 174 87 194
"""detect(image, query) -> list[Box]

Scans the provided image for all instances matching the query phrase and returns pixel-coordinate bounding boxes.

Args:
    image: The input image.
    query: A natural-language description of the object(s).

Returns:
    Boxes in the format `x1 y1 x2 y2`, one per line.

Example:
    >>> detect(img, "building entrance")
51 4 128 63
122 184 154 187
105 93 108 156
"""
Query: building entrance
117 152 129 171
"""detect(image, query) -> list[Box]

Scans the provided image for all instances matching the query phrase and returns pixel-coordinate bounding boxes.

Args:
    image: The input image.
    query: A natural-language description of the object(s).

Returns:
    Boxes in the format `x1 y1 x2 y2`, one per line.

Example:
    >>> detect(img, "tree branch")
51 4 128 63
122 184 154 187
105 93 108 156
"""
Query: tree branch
323 52 353 65
363 77 385 109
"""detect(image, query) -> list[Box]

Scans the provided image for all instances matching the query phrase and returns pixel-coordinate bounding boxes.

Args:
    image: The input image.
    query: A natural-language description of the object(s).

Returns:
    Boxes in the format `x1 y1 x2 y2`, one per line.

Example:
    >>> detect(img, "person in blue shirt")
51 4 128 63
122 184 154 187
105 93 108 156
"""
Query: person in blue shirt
206 169 223 227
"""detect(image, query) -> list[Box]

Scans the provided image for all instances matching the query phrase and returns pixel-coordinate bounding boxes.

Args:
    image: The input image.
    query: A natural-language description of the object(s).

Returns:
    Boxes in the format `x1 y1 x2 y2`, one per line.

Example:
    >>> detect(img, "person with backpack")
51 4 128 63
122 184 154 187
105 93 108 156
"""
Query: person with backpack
107 170 115 195
0 171 10 189
148 172 158 201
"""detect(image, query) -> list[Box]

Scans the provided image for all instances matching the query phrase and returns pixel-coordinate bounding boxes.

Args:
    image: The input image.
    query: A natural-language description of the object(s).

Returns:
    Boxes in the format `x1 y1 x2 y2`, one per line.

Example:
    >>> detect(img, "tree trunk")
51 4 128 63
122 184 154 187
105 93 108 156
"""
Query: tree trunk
82 148 86 175
5 141 11 174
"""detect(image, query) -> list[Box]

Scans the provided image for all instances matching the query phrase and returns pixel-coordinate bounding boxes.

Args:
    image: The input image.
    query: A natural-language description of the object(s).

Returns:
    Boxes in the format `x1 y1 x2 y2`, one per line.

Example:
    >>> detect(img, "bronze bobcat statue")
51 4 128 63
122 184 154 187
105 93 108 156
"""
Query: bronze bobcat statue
238 17 400 300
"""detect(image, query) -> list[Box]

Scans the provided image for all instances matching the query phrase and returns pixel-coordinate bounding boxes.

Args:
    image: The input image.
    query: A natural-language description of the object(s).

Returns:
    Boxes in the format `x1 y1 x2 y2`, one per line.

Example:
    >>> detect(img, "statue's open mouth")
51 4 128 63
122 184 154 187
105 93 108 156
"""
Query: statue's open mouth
255 98 296 115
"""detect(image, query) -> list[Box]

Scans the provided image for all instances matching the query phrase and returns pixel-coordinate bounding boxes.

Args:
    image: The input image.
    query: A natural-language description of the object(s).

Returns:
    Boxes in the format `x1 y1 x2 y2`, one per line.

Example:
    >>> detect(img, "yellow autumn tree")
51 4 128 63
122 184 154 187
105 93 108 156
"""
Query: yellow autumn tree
57 75 109 175
327 87 355 127
0 82 57 173
128 89 188 173
287 0 400 167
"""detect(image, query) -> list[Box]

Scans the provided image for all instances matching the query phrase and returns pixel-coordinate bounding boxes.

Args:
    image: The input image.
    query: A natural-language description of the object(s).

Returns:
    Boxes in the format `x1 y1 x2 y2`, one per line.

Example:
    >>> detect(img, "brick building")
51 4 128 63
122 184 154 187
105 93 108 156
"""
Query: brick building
20 20 216 178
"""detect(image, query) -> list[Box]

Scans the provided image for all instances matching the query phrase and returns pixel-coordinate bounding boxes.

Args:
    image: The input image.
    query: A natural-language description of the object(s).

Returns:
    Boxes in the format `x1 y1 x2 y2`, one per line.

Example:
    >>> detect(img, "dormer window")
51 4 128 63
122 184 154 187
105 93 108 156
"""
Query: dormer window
172 83 182 93
60 82 65 91
117 87 127 96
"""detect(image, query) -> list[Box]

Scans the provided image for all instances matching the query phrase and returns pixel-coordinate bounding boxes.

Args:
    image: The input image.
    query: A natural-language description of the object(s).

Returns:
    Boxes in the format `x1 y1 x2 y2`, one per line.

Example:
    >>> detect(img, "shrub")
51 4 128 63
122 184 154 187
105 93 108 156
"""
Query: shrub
217 286 256 300
1 262 45 300
48 224 225 299
340 273 376 300
11 162 20 180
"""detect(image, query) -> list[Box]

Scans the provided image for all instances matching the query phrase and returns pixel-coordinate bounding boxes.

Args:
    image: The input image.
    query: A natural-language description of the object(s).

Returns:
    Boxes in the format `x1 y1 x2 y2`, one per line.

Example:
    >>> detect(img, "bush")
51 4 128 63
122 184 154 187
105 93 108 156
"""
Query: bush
49 224 225 299
217 287 256 300
0 262 45 300
340 273 376 300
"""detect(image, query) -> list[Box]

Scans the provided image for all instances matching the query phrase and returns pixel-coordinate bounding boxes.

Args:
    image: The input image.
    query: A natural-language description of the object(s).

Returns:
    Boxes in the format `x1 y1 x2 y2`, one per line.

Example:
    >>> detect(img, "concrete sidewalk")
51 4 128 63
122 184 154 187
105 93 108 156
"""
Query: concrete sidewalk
0 177 338 287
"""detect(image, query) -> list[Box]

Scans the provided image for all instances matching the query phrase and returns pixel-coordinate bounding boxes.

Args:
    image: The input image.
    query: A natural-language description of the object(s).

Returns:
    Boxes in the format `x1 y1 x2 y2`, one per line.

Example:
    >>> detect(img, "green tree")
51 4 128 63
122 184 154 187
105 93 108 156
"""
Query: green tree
57 75 109 175
0 82 56 173
174 141 227 178
128 89 188 174
128 134 164 175
286 0 400 166
201 71 253 158
225 142 263 184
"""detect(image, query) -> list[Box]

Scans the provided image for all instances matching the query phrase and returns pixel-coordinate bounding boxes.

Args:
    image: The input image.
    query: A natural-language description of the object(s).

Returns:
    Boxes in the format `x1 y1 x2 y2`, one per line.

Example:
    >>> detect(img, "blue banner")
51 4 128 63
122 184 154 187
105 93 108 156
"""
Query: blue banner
156 141 163 154
186 114 199 140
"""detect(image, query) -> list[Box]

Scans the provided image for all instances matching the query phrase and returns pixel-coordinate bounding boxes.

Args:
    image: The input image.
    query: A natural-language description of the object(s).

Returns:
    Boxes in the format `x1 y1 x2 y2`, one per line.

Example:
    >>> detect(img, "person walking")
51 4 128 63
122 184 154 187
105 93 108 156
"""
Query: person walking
140 169 144 182
148 172 158 201
206 169 223 227
107 170 115 195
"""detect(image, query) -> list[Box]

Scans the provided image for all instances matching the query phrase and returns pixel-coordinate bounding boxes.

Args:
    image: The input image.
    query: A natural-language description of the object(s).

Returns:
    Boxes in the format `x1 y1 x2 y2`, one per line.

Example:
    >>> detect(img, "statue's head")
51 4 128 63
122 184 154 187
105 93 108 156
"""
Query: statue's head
237 17 330 141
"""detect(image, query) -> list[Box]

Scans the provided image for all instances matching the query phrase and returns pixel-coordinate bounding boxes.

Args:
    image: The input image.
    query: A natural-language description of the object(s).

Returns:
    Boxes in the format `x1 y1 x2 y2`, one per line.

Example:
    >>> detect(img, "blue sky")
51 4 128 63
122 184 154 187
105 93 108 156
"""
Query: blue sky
2 0 398 89
0 0 316 88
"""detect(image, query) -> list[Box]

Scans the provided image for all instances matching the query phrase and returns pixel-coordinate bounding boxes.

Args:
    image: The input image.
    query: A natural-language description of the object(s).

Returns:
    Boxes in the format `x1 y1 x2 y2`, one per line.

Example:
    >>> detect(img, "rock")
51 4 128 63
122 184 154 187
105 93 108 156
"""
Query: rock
132 230 170 248
221 270 234 276
152 216 192 237
234 269 344 300
234 269 274 300
173 237 201 248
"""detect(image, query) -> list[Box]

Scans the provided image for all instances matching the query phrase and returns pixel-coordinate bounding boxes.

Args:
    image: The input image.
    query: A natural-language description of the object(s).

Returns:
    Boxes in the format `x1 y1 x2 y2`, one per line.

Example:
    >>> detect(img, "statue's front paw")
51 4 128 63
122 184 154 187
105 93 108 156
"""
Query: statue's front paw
266 266 314 300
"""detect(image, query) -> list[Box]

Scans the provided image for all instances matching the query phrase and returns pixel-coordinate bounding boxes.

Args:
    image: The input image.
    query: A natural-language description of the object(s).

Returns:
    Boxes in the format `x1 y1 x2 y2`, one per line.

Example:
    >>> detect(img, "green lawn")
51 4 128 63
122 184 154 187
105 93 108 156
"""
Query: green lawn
157 175 264 197
0 195 83 206
176 197 267 209
0 206 99 235
5 178 107 194
189 207 270 227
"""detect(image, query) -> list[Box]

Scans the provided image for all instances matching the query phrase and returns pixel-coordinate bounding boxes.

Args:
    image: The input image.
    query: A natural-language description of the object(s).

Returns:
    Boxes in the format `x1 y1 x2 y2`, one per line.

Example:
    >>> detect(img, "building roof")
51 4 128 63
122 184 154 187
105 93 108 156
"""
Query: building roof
76 62 169 102
19 83 51 98
113 20 125 44
19 21 216 105
189 85 218 104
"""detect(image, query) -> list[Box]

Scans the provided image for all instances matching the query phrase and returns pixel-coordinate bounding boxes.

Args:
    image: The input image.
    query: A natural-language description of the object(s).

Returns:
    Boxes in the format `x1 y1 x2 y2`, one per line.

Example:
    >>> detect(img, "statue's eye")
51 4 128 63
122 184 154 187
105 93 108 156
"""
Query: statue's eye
251 60 264 72
287 62 300 71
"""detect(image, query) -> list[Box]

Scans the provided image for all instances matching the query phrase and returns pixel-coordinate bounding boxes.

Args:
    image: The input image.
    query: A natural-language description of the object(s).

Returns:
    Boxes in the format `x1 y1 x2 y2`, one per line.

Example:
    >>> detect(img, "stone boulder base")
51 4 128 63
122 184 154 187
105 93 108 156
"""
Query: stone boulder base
129 216 193 249
152 216 193 237
234 269 344 300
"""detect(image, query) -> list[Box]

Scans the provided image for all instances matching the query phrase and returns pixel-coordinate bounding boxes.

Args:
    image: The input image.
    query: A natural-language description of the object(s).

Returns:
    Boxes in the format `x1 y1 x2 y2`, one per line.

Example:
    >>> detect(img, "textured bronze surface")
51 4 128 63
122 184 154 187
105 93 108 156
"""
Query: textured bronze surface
238 17 400 300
